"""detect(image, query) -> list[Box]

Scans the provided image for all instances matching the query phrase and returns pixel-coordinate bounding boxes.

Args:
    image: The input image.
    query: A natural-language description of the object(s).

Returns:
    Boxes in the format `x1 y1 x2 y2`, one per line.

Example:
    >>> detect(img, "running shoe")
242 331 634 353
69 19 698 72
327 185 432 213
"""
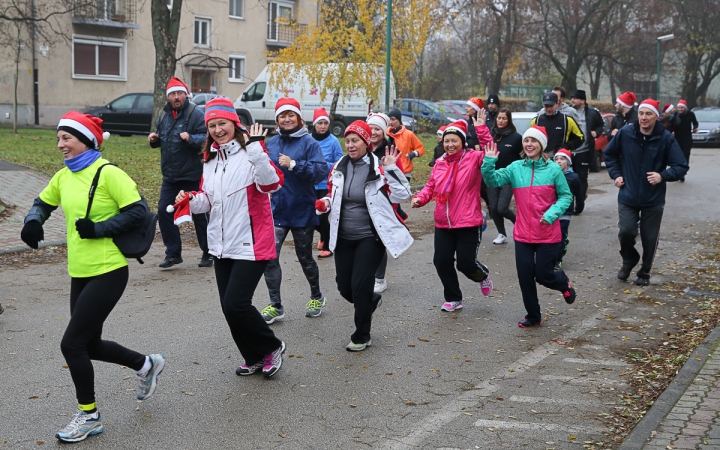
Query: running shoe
518 316 542 328
493 234 507 244
481 211 488 232
261 304 285 324
305 296 326 318
635 276 650 287
563 282 577 305
318 250 333 258
136 354 166 400
346 340 372 352
554 261 563 271
236 360 263 376
56 410 103 443
441 301 463 312
374 278 388 293
479 277 493 296
617 266 633 280
262 341 286 377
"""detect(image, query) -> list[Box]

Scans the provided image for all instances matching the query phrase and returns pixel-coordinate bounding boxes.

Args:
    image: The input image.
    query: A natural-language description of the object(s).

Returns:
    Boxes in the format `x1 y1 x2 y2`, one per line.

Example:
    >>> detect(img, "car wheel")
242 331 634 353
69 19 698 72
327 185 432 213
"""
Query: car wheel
331 121 346 137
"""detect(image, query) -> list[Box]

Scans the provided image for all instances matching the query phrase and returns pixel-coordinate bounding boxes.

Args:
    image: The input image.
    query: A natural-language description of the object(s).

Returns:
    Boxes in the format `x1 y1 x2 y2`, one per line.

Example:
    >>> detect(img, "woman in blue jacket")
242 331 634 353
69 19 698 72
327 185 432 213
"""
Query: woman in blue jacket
312 108 345 259
262 98 329 323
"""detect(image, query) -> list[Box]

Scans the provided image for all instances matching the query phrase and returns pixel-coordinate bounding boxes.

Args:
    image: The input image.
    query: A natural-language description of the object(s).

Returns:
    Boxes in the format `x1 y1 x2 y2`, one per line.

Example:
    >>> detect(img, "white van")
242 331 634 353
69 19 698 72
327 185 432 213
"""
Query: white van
234 63 395 137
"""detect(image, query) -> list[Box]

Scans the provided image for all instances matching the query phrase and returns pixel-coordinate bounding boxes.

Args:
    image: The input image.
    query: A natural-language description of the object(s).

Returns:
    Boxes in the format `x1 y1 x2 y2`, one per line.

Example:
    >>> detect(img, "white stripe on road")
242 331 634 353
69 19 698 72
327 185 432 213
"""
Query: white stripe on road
540 375 627 386
563 357 631 366
508 395 595 406
382 312 606 450
474 419 604 434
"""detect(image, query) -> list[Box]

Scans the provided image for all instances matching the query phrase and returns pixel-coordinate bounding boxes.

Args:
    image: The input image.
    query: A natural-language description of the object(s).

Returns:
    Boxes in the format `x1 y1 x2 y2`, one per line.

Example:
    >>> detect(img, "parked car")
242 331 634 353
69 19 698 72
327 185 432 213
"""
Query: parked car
394 98 452 131
691 106 720 147
190 93 220 112
590 113 615 172
85 93 154 136
436 100 469 121
509 111 537 136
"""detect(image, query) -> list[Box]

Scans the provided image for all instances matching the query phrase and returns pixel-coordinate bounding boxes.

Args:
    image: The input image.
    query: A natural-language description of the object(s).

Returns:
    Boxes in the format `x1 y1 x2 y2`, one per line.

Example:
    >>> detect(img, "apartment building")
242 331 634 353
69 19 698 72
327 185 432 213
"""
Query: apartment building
0 0 317 127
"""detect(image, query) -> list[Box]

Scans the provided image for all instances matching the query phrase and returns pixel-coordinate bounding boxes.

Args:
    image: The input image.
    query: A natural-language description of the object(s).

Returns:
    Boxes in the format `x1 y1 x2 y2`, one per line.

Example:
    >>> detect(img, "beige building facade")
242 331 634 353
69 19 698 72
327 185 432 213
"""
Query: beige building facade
0 0 317 127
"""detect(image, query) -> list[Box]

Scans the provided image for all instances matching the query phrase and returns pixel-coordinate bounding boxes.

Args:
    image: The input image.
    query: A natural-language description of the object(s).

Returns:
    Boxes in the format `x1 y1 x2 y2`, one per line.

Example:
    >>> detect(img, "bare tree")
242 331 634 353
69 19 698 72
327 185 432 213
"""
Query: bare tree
150 0 183 128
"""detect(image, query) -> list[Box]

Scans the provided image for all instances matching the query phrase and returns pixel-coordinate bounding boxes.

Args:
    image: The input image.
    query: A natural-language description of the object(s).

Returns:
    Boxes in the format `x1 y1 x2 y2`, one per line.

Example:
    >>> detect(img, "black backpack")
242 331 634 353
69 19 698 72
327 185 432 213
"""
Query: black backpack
85 163 158 264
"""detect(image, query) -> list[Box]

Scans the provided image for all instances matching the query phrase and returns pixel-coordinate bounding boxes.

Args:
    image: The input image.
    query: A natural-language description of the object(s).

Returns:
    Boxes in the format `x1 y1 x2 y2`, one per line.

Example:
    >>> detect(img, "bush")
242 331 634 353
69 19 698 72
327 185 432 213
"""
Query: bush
499 97 534 112
588 101 615 113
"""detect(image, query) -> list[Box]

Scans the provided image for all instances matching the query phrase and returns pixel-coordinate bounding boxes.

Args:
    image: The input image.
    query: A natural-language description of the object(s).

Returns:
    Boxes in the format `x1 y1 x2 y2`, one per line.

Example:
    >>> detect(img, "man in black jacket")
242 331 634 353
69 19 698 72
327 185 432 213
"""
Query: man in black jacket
570 90 605 214
603 99 688 286
486 94 500 129
530 92 584 156
148 77 210 268
610 91 638 137
673 99 699 182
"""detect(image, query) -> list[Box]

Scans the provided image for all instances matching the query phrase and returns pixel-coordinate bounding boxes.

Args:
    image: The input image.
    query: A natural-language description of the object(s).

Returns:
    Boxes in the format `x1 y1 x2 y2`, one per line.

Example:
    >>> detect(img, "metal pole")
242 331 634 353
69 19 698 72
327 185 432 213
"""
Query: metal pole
384 0 392 113
656 39 660 100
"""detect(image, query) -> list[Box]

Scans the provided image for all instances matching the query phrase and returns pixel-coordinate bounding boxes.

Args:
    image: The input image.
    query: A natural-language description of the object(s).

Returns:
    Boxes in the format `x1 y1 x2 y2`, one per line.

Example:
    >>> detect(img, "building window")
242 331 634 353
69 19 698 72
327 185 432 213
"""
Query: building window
72 36 126 81
267 1 293 41
194 17 211 47
229 55 245 82
229 0 243 18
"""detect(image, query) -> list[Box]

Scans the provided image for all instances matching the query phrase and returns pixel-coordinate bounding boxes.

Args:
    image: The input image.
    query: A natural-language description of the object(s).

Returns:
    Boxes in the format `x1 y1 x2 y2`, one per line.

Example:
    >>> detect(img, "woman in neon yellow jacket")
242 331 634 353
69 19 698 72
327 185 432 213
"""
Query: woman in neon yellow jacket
482 125 577 328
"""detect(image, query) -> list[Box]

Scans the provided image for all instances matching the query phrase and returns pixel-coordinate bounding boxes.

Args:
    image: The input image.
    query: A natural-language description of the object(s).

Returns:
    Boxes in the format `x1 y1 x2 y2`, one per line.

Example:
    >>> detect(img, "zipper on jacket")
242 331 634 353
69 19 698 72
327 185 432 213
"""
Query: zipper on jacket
248 215 255 244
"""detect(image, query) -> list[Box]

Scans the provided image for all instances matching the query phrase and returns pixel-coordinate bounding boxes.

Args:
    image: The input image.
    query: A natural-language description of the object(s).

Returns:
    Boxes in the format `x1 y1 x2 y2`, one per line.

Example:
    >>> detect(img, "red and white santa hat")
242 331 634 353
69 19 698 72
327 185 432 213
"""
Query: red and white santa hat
554 148 573 166
638 98 660 116
437 125 448 136
616 92 637 109
366 112 390 133
312 107 330 125
522 125 548 151
677 99 688 109
275 97 302 119
57 111 110 148
166 77 191 98
166 194 193 226
466 97 484 112
663 103 674 114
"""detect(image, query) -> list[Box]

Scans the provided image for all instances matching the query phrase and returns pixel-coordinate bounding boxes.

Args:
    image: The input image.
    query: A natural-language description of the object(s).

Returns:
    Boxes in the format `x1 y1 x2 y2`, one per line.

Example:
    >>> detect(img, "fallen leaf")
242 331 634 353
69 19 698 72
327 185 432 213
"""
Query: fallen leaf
407 344 416 348
568 435 576 440
349 404 357 408
418 338 430 342
279 433 286 438
29 396 39 399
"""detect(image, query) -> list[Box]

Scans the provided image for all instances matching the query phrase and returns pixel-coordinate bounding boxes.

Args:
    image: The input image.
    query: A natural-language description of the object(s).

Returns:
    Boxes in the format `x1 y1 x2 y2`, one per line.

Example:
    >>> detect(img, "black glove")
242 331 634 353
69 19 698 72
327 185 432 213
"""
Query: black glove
407 151 418 160
21 220 44 249
75 218 97 239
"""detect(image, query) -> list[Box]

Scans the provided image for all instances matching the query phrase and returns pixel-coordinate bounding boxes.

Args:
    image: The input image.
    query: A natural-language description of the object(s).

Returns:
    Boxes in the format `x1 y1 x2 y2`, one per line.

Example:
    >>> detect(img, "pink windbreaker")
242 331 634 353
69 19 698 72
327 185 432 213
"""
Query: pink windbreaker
414 125 492 229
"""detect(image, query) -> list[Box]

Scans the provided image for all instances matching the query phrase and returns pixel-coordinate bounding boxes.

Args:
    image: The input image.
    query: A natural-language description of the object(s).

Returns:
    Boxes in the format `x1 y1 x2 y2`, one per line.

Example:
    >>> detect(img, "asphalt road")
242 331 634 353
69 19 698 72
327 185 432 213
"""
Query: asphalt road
0 149 717 449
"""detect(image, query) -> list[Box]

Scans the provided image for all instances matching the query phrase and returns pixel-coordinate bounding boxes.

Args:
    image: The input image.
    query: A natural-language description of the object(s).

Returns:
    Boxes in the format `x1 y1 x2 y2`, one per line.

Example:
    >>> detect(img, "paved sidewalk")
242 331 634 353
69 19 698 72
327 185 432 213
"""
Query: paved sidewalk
0 160 66 254
620 320 720 450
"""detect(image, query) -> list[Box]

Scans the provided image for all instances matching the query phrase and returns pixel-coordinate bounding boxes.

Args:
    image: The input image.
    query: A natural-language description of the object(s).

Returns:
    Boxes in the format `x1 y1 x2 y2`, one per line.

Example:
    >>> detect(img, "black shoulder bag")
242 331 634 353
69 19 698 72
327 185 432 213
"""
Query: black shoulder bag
85 163 158 264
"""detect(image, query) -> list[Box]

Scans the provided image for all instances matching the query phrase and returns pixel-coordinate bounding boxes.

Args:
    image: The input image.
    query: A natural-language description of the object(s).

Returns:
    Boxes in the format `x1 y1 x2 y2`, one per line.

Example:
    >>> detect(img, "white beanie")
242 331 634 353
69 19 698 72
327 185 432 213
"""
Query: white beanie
366 113 390 134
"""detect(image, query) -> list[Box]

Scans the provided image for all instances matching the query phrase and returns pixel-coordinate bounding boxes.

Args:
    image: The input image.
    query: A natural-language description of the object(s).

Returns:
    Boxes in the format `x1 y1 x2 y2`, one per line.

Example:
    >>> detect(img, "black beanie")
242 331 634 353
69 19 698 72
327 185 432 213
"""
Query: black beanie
388 109 403 123
487 94 500 107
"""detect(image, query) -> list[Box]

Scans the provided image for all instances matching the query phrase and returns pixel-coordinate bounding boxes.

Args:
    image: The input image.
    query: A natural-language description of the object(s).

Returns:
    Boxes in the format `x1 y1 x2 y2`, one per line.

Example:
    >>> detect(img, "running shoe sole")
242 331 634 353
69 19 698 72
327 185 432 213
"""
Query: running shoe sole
56 425 104 443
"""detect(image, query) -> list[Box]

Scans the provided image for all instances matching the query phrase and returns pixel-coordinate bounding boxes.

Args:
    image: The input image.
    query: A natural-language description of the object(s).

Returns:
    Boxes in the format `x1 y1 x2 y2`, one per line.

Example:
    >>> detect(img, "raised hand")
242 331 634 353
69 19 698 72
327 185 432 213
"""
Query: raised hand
382 145 402 166
249 123 267 138
484 141 499 159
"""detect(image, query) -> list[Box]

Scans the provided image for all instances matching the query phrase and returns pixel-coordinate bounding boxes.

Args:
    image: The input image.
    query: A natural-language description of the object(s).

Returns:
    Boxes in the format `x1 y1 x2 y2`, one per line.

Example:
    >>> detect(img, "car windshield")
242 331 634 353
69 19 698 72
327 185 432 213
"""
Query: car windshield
694 110 720 122
420 101 441 113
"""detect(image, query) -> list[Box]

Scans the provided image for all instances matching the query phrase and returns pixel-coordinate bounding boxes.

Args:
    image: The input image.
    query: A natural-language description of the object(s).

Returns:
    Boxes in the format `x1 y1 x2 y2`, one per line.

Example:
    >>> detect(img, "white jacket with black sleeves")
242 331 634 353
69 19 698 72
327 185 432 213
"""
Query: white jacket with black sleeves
322 152 413 258
189 138 283 261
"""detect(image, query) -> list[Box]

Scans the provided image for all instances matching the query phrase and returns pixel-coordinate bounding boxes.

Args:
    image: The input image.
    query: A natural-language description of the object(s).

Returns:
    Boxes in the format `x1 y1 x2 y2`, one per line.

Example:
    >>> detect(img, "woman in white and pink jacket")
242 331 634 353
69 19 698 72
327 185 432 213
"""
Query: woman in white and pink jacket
175 97 286 378
411 119 494 313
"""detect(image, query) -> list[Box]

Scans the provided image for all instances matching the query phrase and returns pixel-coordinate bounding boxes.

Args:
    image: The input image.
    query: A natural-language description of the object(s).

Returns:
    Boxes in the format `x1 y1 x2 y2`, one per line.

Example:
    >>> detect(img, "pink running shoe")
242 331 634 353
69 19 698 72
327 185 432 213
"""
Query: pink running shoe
479 277 493 296
262 341 286 378
441 301 463 312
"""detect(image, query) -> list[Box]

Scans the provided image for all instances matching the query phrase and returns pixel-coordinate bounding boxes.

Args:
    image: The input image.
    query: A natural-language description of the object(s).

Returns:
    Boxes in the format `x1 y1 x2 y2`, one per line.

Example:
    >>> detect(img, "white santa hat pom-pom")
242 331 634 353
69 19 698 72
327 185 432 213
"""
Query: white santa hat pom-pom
102 131 110 141
166 205 175 213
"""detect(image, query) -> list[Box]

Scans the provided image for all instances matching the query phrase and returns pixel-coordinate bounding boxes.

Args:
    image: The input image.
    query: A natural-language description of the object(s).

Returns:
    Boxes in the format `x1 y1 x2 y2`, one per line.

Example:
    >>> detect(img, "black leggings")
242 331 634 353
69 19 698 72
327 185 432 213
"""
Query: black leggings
62 266 145 406
335 236 386 344
316 189 330 250
214 258 282 365
514 241 569 323
433 227 490 303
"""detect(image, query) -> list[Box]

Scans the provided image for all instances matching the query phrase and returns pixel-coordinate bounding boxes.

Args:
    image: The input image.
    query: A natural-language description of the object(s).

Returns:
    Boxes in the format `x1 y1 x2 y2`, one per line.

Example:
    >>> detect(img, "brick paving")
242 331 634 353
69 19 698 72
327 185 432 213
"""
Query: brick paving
0 160 66 254
620 326 720 450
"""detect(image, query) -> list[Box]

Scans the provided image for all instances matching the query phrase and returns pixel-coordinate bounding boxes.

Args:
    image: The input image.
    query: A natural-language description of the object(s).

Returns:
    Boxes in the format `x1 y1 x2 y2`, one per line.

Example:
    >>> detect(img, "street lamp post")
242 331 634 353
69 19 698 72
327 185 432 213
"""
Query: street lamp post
385 0 392 113
656 34 674 100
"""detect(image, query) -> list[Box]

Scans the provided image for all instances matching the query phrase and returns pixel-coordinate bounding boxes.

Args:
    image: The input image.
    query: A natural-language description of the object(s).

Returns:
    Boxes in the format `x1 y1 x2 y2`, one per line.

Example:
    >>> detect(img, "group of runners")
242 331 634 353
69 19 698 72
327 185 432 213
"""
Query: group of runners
15 76 690 443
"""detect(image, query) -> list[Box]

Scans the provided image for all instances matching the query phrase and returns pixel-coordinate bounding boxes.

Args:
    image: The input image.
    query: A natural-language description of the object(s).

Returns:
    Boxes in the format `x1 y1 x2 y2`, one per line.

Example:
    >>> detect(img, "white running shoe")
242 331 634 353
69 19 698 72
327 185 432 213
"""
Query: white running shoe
441 301 463 312
374 278 388 293
493 234 507 244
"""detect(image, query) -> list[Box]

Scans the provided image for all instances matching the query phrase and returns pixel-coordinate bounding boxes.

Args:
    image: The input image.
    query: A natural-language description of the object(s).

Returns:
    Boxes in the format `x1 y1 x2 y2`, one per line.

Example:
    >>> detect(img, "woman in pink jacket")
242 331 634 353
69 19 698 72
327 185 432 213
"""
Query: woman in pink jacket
411 119 494 312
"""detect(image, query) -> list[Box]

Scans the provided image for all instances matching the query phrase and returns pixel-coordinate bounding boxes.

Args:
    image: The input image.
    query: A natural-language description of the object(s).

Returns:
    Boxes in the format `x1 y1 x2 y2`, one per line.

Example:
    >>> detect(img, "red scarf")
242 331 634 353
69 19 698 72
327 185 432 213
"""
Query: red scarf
434 150 465 204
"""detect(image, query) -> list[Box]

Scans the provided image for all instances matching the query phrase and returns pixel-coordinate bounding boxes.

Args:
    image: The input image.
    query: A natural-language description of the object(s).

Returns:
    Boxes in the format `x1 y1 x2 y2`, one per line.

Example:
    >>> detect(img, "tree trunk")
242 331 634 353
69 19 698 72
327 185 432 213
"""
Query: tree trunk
591 56 603 100
150 0 183 130
13 24 21 134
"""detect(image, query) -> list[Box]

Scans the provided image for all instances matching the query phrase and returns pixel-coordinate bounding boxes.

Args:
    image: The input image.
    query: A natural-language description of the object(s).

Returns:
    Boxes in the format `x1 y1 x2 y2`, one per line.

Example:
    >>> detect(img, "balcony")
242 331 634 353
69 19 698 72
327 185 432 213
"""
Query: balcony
72 0 139 29
266 21 308 48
